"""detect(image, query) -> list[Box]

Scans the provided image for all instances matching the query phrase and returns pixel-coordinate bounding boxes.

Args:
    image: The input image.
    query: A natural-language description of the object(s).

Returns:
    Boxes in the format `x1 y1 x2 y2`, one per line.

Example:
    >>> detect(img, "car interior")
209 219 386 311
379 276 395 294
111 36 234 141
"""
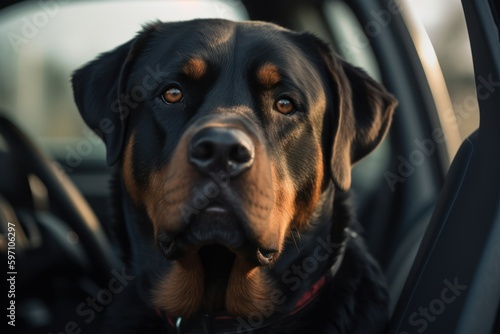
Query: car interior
1 0 499 333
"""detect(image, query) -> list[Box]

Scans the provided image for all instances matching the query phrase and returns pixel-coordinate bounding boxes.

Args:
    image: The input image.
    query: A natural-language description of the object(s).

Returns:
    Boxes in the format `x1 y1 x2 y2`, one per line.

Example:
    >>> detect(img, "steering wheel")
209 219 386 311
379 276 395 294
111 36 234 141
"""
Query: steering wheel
0 114 120 288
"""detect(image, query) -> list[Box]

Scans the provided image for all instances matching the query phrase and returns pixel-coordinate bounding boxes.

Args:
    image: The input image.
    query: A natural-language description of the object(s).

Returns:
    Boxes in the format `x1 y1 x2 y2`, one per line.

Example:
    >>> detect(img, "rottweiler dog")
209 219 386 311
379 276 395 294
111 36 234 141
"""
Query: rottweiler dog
72 19 396 334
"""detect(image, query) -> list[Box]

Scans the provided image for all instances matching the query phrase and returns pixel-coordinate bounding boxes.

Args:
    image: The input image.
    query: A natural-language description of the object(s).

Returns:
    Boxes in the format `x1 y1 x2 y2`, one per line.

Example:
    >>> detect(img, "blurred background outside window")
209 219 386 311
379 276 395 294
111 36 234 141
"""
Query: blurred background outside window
0 0 477 162
410 0 478 139
0 1 248 162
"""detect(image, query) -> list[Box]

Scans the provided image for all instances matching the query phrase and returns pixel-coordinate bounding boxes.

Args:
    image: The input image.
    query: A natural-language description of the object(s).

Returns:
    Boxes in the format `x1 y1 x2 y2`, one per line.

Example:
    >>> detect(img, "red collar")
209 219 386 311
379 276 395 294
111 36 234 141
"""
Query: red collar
160 275 327 334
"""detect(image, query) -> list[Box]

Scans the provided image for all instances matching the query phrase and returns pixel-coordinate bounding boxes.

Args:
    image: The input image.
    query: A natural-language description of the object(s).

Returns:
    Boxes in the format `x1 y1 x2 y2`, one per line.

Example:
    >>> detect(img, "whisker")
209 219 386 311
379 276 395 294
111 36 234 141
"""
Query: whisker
275 202 301 252
289 220 301 252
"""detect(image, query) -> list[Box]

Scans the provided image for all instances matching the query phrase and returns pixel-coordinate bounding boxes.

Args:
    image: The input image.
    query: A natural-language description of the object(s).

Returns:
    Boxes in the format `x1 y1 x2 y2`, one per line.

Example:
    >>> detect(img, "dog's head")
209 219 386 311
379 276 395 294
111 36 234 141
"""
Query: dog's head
72 19 396 318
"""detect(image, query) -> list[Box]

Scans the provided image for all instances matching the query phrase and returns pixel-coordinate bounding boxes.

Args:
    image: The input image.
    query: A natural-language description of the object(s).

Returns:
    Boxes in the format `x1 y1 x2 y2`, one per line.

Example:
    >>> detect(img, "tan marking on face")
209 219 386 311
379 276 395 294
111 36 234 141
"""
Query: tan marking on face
257 62 280 87
183 57 207 80
233 141 277 248
144 136 192 237
122 130 141 204
269 162 296 251
293 143 324 228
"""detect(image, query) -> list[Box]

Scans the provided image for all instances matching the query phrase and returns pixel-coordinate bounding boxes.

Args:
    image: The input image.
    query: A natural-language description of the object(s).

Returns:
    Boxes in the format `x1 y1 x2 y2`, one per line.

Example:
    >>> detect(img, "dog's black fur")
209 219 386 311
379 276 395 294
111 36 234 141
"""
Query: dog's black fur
72 19 396 333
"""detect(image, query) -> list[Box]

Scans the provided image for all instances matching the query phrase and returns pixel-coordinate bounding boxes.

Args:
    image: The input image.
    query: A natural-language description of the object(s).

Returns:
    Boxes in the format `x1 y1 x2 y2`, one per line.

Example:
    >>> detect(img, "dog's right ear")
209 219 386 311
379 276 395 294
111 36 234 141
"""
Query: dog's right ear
71 24 159 166
297 33 397 191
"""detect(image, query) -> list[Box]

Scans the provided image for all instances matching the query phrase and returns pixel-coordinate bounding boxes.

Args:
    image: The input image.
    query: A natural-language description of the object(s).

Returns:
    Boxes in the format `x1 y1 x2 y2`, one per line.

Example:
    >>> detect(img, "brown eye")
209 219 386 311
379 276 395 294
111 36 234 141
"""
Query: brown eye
274 98 295 115
162 87 183 104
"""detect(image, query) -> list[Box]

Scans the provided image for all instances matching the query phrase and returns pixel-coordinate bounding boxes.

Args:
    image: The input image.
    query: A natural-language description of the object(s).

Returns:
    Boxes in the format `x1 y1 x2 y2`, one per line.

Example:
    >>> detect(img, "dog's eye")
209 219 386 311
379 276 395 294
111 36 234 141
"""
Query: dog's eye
274 98 295 115
162 87 183 104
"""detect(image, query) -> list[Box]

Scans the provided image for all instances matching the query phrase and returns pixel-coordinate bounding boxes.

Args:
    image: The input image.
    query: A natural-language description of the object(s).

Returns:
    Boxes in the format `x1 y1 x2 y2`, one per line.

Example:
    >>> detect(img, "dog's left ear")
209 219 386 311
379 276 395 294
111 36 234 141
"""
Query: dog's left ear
71 23 159 166
305 35 397 191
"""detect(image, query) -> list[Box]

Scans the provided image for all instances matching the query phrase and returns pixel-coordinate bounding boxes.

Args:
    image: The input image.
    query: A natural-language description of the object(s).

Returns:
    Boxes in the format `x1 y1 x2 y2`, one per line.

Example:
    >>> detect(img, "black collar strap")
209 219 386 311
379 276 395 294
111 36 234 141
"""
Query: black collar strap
161 227 354 334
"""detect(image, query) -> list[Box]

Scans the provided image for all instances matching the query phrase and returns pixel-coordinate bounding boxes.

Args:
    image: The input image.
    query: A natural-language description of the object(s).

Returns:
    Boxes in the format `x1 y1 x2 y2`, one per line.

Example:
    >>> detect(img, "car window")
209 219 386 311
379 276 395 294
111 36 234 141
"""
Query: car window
324 0 381 81
0 1 247 161
322 0 390 206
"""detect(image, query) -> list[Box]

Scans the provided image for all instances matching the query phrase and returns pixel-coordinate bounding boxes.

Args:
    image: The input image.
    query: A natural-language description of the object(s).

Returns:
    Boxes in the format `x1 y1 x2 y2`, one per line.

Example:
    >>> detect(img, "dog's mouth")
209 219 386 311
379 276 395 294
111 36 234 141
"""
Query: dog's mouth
199 244 236 310
158 222 277 266
158 195 278 264
157 201 245 257
199 244 236 281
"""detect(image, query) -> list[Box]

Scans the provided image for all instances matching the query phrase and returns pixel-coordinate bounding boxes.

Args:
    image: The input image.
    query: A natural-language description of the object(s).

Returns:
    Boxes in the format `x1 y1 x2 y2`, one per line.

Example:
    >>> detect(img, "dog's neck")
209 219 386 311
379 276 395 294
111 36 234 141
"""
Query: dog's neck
268 184 351 313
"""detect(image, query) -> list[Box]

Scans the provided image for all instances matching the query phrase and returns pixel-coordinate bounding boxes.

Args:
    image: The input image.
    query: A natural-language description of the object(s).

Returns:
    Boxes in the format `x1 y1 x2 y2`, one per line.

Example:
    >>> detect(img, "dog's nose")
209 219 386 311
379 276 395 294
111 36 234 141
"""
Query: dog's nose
189 127 254 176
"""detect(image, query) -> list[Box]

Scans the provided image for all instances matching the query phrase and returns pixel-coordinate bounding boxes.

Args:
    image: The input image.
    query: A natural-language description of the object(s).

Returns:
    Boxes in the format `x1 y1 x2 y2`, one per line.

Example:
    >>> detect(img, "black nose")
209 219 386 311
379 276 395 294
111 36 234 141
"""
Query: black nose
189 127 255 176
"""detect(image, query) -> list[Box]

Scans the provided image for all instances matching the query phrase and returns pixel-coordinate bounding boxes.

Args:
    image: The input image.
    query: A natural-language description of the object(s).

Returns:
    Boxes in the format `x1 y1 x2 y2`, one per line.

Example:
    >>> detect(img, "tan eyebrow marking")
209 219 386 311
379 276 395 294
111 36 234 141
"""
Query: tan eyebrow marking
257 62 280 87
183 58 207 80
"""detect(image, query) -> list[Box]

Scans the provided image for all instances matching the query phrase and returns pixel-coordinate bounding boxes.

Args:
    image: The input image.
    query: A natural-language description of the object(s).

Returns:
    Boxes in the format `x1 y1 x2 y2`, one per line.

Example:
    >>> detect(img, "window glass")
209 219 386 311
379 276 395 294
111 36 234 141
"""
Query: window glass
407 0 477 139
324 0 390 205
0 1 247 158
324 0 381 82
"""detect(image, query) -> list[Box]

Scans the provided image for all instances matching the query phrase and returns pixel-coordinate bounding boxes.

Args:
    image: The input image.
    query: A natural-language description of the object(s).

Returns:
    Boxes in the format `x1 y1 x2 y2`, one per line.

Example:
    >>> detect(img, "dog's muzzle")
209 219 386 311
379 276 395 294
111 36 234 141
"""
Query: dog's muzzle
156 120 277 267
